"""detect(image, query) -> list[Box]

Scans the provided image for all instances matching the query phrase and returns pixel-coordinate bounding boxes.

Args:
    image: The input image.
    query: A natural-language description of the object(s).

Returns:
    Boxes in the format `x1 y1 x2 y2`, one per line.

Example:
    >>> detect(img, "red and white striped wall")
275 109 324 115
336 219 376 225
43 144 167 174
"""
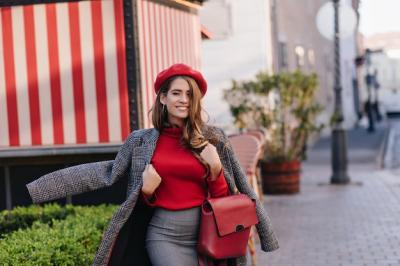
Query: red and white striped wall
136 0 202 128
0 0 130 148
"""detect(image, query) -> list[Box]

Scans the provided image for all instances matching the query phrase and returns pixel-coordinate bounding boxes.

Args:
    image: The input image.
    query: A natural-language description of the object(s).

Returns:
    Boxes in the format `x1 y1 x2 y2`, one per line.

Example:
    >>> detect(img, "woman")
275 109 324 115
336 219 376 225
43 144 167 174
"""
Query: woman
26 64 279 266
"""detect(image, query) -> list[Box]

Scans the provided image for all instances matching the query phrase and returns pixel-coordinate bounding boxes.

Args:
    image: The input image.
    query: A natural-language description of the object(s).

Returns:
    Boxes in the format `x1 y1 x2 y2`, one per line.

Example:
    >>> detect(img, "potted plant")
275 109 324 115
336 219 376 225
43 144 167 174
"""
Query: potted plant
223 71 324 194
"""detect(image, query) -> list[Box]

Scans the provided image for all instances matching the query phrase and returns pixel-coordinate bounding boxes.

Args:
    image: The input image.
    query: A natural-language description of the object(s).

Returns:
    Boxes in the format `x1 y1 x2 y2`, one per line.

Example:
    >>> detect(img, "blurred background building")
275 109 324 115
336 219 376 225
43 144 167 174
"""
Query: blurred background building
201 0 361 133
200 0 274 132
363 32 400 115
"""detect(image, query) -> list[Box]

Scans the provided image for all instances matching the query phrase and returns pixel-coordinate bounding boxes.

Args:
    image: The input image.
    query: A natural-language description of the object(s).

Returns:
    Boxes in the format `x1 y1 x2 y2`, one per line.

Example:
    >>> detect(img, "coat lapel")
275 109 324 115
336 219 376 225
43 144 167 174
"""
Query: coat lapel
136 128 160 165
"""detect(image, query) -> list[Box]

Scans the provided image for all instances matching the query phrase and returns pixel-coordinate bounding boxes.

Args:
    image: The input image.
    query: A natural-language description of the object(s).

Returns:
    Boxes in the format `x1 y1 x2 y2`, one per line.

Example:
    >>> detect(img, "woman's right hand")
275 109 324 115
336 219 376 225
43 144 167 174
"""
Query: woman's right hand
141 164 162 196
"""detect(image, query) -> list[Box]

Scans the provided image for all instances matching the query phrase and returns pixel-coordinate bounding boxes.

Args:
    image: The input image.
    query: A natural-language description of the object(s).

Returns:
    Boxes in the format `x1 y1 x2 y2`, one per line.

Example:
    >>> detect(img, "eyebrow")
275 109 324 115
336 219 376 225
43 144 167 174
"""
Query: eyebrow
170 88 190 93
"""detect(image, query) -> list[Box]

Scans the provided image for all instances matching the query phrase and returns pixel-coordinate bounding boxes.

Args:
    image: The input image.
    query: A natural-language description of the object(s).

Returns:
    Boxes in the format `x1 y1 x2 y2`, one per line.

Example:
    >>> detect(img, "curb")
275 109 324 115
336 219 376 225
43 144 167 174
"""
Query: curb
378 126 394 169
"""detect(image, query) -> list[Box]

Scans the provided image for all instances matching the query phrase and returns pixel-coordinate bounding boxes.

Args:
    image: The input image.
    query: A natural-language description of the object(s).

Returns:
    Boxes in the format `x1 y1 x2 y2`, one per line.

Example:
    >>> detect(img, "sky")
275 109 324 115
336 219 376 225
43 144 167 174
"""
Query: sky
359 0 400 37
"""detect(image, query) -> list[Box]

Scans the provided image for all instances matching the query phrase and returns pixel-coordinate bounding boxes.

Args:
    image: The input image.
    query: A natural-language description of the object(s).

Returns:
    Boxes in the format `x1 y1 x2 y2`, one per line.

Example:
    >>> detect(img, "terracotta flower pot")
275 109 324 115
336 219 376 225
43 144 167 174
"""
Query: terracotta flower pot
260 160 301 194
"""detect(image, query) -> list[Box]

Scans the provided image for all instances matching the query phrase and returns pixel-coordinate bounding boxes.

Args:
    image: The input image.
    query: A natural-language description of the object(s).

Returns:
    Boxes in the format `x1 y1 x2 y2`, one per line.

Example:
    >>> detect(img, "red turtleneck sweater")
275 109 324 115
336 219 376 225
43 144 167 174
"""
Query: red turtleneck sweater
142 127 229 210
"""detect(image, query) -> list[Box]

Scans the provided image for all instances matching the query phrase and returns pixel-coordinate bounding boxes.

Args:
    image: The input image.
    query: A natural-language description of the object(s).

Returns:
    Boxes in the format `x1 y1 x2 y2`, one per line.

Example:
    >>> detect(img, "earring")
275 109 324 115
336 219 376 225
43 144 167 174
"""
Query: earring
162 104 166 113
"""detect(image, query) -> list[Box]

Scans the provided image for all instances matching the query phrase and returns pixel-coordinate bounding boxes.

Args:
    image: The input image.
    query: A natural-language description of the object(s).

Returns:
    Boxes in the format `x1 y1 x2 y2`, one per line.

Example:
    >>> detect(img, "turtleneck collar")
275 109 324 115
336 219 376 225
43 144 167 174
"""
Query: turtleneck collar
162 127 183 139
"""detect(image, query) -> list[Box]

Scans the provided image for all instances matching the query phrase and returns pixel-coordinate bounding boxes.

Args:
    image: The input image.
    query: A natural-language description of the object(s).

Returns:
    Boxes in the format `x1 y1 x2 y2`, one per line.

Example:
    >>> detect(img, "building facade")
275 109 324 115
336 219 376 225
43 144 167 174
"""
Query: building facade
364 32 400 114
200 0 274 132
271 0 360 129
200 0 360 132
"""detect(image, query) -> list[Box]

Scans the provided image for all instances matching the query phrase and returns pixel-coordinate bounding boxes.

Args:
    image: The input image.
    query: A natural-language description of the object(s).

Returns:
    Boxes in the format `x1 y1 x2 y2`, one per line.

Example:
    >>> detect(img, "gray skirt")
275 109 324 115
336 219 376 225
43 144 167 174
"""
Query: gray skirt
145 207 201 266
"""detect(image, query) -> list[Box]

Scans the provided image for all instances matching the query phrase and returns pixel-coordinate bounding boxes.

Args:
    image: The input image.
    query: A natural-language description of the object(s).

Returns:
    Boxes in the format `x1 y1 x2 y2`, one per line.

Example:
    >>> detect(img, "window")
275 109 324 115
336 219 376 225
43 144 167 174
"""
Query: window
308 49 315 67
278 41 288 69
295 45 305 68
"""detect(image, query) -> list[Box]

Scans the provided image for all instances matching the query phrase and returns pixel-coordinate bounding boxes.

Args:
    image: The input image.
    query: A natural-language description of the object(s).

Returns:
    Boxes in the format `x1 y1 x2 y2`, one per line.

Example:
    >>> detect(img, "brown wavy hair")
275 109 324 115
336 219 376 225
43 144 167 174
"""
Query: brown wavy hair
150 76 211 177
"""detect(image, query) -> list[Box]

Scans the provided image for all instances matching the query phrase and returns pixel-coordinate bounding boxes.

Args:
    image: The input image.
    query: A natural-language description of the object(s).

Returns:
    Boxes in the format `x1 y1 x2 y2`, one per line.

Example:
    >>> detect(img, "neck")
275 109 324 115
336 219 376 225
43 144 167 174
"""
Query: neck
167 119 185 128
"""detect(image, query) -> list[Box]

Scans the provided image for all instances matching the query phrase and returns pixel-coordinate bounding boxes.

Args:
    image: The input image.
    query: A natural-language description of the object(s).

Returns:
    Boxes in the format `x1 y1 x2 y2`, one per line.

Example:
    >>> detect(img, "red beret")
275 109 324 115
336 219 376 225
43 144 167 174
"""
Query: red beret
154 64 207 96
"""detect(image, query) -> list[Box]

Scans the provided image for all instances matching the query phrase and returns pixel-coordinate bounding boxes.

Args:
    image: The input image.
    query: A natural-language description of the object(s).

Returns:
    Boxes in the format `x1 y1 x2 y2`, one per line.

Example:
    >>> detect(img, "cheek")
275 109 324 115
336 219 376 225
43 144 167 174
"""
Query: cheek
168 95 179 104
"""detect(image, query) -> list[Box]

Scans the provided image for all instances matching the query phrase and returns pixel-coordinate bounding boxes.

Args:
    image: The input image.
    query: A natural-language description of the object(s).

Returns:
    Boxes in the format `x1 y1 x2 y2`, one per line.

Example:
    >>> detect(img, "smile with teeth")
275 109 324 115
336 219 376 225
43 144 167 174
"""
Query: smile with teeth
176 107 188 111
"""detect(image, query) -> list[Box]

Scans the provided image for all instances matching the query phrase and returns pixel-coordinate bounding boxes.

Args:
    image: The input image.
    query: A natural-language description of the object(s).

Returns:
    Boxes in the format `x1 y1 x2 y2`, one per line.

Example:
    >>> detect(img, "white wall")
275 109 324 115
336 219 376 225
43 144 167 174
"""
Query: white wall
372 51 400 89
341 29 359 128
200 0 273 132
339 0 359 128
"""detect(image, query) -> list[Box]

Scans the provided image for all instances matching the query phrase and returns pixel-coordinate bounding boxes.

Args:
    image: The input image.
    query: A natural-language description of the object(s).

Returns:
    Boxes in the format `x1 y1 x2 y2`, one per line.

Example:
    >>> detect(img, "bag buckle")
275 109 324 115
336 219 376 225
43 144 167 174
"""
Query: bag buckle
235 224 245 232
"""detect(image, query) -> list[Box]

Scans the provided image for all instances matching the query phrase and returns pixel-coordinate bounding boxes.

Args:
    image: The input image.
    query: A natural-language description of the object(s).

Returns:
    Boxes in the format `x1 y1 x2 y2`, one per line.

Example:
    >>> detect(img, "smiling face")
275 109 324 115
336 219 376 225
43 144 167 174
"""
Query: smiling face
160 77 191 128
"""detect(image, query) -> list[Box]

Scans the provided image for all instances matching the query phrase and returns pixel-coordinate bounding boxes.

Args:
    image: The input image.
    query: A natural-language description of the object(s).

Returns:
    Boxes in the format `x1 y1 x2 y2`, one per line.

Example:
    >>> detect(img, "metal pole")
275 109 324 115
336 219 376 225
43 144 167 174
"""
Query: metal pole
4 166 12 210
373 69 382 121
331 0 350 184
365 49 375 132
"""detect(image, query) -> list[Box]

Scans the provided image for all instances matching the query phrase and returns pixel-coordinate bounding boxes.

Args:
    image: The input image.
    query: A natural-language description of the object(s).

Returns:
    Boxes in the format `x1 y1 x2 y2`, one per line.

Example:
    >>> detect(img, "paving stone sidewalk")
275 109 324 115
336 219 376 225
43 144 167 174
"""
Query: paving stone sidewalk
254 125 400 266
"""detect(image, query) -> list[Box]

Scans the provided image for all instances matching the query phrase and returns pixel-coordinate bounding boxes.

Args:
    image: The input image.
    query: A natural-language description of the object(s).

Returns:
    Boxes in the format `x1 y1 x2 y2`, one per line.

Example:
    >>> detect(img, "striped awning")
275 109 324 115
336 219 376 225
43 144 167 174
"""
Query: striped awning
0 0 130 148
136 0 202 128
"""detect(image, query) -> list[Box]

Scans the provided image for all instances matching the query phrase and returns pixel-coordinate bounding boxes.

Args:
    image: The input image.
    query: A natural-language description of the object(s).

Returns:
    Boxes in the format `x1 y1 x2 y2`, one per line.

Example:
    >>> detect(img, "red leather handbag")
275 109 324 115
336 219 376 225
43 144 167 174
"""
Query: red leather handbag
197 194 259 260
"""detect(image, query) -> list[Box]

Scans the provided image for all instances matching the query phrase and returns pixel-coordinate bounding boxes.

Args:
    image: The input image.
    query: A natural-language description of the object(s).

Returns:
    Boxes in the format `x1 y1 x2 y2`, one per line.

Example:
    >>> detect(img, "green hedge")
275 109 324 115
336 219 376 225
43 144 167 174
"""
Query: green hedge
0 204 75 237
0 204 117 266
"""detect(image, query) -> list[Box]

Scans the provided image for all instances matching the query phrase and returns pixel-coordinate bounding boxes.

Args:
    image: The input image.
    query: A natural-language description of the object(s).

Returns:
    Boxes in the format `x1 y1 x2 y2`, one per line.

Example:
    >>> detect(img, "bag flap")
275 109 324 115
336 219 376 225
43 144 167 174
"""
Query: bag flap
206 194 258 237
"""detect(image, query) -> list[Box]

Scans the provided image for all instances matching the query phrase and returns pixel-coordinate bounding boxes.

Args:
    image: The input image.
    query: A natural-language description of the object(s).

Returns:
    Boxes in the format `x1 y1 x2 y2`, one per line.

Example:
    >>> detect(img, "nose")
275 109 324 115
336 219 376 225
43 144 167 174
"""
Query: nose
180 93 189 103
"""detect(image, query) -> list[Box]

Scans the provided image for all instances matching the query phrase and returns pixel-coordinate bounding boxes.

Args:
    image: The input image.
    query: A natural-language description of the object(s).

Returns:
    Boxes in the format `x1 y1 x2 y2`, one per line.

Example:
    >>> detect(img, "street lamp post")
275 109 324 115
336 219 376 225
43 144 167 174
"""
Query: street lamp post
331 0 350 184
365 48 376 132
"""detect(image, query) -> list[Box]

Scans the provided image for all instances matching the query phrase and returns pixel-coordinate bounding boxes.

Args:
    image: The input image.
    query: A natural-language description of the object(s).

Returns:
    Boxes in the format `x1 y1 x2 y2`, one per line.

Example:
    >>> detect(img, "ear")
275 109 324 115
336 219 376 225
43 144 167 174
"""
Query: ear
160 94 166 105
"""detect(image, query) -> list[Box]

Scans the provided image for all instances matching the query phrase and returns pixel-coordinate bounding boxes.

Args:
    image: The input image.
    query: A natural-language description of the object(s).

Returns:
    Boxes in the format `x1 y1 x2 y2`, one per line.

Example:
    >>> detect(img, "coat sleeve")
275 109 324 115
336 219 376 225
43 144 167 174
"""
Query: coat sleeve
219 130 279 252
26 132 137 204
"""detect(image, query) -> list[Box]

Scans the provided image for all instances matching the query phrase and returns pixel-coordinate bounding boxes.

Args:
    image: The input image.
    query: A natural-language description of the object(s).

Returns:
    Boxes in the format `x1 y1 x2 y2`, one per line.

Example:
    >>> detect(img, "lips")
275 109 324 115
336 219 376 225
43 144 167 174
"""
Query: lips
176 106 188 111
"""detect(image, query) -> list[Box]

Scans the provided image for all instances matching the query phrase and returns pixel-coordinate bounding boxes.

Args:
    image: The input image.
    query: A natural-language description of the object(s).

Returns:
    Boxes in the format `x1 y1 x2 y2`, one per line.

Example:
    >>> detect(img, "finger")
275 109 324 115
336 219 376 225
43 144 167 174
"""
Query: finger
148 165 159 176
200 144 209 154
148 164 156 172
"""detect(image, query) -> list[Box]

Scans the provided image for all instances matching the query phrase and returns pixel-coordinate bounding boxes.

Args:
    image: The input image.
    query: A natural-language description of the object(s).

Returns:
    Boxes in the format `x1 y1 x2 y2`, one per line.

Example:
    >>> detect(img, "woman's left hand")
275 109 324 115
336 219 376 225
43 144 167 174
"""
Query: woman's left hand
200 143 222 181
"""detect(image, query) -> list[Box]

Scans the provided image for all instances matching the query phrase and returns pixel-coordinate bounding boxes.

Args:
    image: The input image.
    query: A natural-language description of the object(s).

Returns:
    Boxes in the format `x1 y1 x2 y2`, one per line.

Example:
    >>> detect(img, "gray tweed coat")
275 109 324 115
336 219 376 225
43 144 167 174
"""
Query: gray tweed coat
26 126 279 266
